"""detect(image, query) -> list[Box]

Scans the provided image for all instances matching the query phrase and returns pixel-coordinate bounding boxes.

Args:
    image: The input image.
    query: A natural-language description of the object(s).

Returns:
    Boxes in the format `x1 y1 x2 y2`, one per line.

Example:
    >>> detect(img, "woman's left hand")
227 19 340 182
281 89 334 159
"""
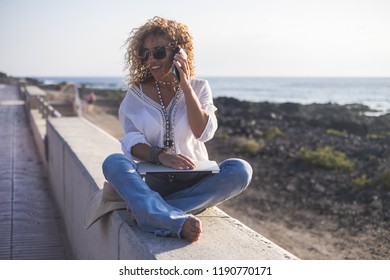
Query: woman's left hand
158 152 196 170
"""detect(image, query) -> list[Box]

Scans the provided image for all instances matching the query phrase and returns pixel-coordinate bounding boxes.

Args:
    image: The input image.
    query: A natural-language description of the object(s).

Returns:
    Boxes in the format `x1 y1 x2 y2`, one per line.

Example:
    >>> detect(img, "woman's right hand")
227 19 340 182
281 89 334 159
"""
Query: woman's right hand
158 152 196 170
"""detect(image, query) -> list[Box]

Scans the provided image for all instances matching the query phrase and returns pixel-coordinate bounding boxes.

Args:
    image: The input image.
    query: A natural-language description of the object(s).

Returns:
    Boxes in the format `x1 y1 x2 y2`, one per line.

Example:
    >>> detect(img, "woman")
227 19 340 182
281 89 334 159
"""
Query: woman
102 16 252 242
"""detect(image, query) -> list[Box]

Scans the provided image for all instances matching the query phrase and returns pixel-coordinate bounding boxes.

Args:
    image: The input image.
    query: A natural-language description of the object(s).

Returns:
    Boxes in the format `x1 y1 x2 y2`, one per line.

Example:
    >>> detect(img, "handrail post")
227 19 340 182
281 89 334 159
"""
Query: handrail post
34 95 62 119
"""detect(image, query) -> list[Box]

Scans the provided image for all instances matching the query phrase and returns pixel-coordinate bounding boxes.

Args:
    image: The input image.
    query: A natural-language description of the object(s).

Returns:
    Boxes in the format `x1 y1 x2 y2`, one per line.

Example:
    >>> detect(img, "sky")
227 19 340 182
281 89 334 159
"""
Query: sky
0 0 389 78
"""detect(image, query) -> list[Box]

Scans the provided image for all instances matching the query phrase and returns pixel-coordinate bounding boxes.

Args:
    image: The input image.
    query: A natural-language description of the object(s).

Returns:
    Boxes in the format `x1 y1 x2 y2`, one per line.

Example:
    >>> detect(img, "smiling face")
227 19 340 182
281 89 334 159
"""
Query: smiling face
141 34 176 82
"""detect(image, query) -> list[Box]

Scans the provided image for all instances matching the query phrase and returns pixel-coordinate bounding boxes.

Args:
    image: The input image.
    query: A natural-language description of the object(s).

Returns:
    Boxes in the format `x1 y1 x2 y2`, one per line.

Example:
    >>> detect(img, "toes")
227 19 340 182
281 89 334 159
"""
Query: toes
181 216 202 242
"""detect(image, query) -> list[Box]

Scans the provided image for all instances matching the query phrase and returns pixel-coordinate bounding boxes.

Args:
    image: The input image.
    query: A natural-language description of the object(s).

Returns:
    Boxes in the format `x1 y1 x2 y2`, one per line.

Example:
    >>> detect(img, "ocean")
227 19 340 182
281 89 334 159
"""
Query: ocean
36 76 390 115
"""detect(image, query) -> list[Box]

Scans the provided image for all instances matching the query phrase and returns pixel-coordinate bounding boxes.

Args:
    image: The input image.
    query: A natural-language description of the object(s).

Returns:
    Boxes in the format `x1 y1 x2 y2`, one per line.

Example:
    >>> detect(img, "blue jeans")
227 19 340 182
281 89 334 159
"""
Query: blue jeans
102 154 252 238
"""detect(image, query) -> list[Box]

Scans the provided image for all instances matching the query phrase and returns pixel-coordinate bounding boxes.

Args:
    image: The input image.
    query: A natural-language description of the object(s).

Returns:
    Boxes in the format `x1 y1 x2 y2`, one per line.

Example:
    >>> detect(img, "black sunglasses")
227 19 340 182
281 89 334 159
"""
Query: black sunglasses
139 46 178 61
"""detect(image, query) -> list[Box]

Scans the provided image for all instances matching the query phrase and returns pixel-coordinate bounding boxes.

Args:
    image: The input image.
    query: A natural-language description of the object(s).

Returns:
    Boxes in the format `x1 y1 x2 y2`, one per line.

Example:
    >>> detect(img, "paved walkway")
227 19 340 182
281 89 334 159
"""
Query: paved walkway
0 84 70 259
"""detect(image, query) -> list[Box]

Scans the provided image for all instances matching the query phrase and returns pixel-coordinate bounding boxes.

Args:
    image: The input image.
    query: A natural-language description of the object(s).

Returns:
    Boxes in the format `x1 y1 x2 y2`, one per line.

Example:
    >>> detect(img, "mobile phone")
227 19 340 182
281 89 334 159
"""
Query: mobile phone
172 47 181 81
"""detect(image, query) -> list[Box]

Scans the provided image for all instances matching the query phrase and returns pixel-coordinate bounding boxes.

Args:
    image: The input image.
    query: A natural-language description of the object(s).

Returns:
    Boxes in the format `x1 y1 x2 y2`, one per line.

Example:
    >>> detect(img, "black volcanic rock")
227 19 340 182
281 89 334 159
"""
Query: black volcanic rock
208 97 389 259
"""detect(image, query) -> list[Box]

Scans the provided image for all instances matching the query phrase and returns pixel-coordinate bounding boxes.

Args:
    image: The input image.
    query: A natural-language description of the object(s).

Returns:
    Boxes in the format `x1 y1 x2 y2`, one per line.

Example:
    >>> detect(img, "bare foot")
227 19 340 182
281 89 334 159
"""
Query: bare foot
181 216 202 242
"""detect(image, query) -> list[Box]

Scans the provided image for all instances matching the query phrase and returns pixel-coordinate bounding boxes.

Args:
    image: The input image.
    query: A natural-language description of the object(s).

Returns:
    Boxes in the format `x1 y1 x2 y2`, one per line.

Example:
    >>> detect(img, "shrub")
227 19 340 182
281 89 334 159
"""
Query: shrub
369 170 390 190
368 134 385 139
297 146 354 171
352 171 390 190
352 174 370 187
265 127 285 139
326 129 348 137
367 131 390 139
214 129 230 140
237 139 262 155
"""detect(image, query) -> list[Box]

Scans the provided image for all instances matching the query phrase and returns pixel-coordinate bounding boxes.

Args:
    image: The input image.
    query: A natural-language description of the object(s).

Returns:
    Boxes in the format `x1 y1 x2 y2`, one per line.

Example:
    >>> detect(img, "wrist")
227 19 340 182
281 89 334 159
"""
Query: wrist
181 83 192 93
157 149 167 164
150 146 166 165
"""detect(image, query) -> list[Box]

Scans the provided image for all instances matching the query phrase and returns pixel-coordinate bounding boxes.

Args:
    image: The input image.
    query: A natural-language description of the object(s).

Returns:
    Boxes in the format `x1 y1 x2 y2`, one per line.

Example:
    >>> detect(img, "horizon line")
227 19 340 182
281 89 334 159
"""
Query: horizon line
16 75 390 79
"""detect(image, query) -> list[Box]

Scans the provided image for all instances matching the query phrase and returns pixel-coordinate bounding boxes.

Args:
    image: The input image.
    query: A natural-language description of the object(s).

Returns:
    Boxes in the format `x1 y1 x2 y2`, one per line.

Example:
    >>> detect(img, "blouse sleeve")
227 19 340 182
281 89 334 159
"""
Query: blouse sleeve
118 91 150 160
196 80 218 142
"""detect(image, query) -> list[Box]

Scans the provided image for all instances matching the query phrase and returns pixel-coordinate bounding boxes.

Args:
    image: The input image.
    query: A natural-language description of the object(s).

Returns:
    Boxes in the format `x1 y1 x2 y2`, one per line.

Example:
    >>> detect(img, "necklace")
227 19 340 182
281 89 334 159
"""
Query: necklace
155 80 181 154
156 79 177 85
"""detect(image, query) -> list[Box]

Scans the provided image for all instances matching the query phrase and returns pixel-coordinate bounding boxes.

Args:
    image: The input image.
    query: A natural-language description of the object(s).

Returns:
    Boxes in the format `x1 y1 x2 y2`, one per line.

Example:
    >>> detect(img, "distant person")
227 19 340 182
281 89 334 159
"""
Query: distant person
93 17 252 242
85 91 96 112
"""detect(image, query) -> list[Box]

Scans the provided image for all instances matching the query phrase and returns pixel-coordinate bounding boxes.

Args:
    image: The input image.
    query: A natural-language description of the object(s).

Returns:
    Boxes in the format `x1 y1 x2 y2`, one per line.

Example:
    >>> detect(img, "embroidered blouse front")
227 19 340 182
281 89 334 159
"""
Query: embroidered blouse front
119 78 218 161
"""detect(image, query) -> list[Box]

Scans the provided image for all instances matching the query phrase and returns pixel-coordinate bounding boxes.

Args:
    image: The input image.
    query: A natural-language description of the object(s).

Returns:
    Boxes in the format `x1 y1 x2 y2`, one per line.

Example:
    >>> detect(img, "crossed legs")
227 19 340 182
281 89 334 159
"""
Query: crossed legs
102 154 252 242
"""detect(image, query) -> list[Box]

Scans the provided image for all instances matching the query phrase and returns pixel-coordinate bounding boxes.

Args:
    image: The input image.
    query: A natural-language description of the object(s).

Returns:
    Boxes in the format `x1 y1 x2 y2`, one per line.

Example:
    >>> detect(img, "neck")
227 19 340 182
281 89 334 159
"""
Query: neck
155 78 177 85
155 78 179 91
155 80 180 97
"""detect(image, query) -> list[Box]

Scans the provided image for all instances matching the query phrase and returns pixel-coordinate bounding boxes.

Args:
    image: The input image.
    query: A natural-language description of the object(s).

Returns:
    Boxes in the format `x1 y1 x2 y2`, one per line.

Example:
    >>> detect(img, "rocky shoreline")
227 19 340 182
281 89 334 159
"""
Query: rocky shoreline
208 97 389 259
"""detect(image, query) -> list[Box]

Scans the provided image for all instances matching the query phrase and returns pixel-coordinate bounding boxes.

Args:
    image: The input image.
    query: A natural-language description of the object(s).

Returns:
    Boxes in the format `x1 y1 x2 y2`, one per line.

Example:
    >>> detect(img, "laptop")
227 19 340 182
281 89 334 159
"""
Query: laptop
137 160 220 176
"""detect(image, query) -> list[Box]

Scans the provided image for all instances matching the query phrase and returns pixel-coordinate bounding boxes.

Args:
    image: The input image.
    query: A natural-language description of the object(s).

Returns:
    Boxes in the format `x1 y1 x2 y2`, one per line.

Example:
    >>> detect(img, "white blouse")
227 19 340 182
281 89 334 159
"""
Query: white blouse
119 78 218 161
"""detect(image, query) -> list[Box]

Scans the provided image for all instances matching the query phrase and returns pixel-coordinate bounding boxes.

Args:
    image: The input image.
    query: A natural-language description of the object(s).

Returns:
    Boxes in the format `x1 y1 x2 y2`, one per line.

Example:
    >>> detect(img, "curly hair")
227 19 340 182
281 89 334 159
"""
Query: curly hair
124 16 195 86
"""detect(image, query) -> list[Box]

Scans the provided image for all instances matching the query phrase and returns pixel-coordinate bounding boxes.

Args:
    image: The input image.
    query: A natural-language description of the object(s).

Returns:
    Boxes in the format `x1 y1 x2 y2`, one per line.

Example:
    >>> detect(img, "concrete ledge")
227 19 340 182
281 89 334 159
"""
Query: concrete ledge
29 109 48 171
46 117 298 259
24 85 46 109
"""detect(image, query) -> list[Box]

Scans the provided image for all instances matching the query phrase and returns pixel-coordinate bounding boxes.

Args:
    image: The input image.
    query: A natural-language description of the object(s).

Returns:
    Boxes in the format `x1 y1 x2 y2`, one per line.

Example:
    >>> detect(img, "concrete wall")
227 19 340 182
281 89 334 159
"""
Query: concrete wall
43 117 298 260
28 110 48 172
24 85 46 110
